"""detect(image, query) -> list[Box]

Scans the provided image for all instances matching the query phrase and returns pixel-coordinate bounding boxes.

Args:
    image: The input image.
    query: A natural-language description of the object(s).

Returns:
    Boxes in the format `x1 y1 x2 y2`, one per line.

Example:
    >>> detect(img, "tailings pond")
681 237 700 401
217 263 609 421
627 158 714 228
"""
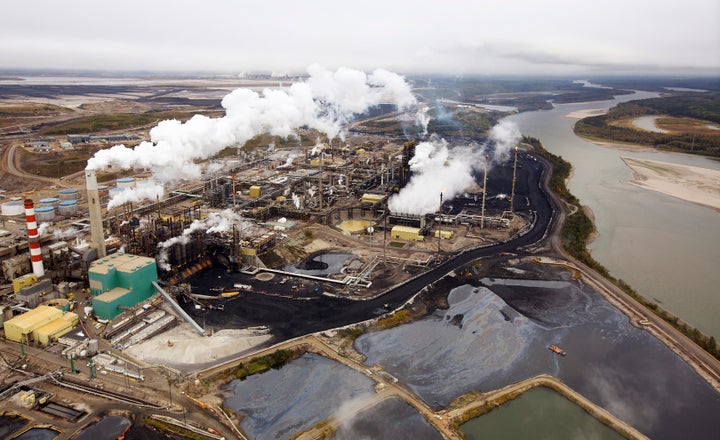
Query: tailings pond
355 268 720 439
461 387 624 439
222 353 440 439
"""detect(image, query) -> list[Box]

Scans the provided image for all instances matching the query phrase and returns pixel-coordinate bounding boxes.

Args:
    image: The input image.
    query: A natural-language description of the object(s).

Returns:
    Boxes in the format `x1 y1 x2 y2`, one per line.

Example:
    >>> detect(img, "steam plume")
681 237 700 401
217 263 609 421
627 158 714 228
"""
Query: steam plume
388 121 520 215
86 65 417 181
107 183 165 210
489 120 521 163
388 138 478 215
156 209 263 270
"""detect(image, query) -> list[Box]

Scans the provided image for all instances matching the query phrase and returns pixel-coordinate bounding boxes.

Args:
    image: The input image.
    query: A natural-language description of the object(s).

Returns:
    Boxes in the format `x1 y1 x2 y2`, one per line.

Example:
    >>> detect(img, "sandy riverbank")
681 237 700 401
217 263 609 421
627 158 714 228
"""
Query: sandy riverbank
621 156 720 211
565 109 608 119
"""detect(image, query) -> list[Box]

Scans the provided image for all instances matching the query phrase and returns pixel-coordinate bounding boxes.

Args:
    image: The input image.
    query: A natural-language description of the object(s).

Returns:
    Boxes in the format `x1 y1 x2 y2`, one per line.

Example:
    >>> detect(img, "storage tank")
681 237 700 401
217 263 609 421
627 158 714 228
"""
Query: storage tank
1 201 25 216
88 339 99 354
136 179 156 188
116 177 135 189
109 187 125 197
39 197 59 208
58 200 78 216
35 206 55 221
97 185 109 198
59 188 81 201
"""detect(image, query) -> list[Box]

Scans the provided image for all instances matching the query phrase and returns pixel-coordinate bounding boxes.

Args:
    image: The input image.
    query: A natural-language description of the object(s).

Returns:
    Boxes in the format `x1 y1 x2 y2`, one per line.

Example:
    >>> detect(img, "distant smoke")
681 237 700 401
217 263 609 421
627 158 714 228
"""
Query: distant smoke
156 209 262 270
106 184 165 211
489 120 521 163
388 138 479 215
277 153 299 168
291 193 301 209
87 65 417 182
415 106 430 138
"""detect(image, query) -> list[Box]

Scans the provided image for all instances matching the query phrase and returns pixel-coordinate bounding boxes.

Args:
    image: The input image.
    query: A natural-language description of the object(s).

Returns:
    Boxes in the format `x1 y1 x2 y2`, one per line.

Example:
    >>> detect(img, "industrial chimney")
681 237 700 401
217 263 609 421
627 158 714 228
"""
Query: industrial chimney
85 169 107 258
24 199 45 277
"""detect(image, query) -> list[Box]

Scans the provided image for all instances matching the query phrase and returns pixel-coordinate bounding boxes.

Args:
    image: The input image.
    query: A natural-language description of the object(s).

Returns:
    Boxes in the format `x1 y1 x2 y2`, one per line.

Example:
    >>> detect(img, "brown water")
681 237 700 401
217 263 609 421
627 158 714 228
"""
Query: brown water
506 92 720 339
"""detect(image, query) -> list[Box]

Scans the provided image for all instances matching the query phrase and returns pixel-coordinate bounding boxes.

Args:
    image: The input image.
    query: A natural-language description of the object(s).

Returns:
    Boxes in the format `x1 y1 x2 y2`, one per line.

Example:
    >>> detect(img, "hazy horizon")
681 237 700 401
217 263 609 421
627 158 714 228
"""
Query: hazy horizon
2 0 719 77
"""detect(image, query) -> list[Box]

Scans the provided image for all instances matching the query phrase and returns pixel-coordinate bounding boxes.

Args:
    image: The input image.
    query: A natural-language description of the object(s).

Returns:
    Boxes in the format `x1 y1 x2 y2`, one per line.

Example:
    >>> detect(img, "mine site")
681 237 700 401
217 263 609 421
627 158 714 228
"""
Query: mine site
1 69 719 440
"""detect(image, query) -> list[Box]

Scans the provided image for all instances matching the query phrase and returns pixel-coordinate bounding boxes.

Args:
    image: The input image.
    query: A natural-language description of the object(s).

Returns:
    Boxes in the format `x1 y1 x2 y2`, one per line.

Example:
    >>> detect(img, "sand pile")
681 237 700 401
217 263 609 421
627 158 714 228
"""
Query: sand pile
125 324 272 366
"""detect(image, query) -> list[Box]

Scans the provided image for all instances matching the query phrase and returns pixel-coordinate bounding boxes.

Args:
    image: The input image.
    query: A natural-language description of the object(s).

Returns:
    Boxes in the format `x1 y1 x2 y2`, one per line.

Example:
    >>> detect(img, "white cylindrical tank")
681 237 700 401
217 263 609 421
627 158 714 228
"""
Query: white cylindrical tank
1 201 24 216
58 200 78 216
39 197 59 208
35 206 55 221
116 177 136 189
58 188 81 201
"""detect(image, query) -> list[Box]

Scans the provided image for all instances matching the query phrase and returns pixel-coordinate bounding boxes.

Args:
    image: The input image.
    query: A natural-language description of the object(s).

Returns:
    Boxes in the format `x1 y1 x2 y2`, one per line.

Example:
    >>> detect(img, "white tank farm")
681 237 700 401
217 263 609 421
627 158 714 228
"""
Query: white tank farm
1 201 24 216
39 197 59 208
58 188 81 201
35 206 55 221
58 200 78 216
136 179 156 187
116 177 136 189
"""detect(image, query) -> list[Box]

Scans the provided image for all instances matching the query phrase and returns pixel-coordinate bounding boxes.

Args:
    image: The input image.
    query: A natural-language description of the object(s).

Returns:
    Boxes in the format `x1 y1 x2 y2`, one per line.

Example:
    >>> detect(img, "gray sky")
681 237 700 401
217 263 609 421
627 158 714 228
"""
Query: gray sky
2 0 718 75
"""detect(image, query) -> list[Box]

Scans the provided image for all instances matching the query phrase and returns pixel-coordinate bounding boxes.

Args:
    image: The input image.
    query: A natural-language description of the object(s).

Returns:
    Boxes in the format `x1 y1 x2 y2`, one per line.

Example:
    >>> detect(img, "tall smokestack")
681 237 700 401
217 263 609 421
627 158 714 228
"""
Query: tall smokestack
24 199 45 277
481 155 489 229
85 169 107 258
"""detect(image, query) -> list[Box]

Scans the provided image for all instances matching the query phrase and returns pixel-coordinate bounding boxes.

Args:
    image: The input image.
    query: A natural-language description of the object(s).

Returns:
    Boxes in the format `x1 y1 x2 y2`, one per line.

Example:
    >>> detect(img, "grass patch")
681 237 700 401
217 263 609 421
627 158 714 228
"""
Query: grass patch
375 309 413 329
526 135 720 360
40 110 200 135
233 348 303 381
0 103 72 117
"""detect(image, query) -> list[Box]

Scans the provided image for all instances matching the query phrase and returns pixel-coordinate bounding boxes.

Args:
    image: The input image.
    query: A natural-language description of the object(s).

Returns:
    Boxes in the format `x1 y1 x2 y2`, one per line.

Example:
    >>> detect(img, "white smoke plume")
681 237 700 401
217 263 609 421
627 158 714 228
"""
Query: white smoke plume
86 65 417 181
310 139 324 156
415 106 430 138
291 193 302 209
277 153 299 168
156 209 263 270
106 183 165 211
489 120 521 163
388 138 480 215
53 227 79 240
37 222 50 236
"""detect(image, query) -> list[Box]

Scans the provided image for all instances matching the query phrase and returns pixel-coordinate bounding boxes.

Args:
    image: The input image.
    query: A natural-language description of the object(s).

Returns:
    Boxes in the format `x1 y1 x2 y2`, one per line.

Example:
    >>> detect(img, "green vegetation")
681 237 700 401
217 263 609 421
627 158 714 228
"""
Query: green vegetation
233 348 302 380
41 110 202 134
18 149 93 178
574 93 720 157
526 135 720 360
375 309 412 329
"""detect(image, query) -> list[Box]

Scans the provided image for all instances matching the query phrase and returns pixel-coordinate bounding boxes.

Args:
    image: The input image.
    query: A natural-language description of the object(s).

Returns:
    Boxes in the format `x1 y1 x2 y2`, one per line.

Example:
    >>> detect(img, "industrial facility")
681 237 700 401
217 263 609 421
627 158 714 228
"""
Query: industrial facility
0 133 529 356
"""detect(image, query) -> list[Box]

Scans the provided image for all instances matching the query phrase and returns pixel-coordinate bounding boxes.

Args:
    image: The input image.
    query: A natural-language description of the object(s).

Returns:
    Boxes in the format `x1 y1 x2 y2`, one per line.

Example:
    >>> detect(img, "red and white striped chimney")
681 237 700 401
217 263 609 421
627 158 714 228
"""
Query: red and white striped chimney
24 199 45 277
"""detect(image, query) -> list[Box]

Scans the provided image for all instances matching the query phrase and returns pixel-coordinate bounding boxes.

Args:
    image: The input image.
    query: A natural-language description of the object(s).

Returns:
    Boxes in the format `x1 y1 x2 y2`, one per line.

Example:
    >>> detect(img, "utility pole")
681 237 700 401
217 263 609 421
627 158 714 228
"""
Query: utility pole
481 155 489 229
510 146 518 215
437 192 443 257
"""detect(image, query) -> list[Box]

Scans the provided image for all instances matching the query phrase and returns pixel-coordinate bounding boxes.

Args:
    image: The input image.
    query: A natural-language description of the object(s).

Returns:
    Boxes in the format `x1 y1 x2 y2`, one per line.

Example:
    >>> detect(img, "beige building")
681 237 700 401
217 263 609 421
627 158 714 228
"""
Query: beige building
390 225 424 241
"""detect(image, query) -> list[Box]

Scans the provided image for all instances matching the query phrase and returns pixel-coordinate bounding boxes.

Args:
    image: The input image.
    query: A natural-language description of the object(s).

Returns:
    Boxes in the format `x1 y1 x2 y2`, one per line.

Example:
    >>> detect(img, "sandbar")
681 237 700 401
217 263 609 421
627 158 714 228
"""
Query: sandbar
565 109 608 119
621 156 720 211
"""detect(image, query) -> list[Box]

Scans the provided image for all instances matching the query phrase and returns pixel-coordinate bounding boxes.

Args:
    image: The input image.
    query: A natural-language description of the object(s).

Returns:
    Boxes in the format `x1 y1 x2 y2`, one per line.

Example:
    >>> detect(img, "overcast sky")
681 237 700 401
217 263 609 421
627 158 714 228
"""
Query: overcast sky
2 0 718 76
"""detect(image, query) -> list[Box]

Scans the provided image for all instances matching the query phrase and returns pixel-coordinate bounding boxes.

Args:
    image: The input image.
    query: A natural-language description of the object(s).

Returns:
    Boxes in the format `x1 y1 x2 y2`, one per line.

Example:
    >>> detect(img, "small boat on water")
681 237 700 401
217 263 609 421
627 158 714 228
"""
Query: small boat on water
548 344 567 356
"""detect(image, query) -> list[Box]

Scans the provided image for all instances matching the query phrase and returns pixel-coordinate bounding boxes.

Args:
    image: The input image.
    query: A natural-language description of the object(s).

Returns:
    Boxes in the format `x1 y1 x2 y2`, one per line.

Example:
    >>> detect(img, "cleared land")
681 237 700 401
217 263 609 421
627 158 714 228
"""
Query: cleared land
621 156 720 211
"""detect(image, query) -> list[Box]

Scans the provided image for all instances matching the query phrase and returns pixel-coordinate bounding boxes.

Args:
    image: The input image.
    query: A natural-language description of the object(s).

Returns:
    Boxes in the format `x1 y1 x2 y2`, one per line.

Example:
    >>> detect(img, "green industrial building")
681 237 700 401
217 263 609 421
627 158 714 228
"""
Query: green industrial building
89 253 158 320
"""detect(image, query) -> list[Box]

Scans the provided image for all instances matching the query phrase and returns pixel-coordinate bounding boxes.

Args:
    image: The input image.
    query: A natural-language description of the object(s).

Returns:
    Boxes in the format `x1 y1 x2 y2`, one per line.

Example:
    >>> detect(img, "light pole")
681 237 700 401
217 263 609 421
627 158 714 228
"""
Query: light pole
437 192 443 257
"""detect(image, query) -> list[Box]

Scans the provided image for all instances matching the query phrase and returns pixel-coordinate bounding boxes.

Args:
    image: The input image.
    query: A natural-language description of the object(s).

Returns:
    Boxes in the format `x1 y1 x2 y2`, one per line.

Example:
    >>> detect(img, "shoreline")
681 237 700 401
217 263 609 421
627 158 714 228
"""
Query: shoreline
620 156 720 212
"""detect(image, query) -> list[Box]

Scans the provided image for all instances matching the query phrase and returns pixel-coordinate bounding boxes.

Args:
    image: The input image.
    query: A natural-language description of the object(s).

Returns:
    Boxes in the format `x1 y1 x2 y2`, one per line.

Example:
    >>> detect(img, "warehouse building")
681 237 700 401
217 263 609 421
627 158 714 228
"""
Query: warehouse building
3 305 78 345
390 225 424 241
89 253 158 320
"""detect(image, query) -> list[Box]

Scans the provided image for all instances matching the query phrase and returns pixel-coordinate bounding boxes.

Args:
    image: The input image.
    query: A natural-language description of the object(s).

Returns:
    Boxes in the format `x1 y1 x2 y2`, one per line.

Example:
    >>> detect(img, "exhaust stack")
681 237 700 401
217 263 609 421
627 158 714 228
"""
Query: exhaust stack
24 199 45 277
85 169 107 258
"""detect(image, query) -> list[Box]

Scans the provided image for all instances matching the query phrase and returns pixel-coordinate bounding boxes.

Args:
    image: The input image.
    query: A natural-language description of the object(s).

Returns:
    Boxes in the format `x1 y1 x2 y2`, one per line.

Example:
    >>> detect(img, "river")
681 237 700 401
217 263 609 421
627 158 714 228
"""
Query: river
506 92 720 339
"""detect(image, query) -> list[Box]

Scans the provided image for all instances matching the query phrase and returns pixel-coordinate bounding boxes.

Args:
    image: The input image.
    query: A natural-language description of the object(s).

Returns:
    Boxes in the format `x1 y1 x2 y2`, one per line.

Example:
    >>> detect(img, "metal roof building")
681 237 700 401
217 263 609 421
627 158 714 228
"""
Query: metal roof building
89 253 158 320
